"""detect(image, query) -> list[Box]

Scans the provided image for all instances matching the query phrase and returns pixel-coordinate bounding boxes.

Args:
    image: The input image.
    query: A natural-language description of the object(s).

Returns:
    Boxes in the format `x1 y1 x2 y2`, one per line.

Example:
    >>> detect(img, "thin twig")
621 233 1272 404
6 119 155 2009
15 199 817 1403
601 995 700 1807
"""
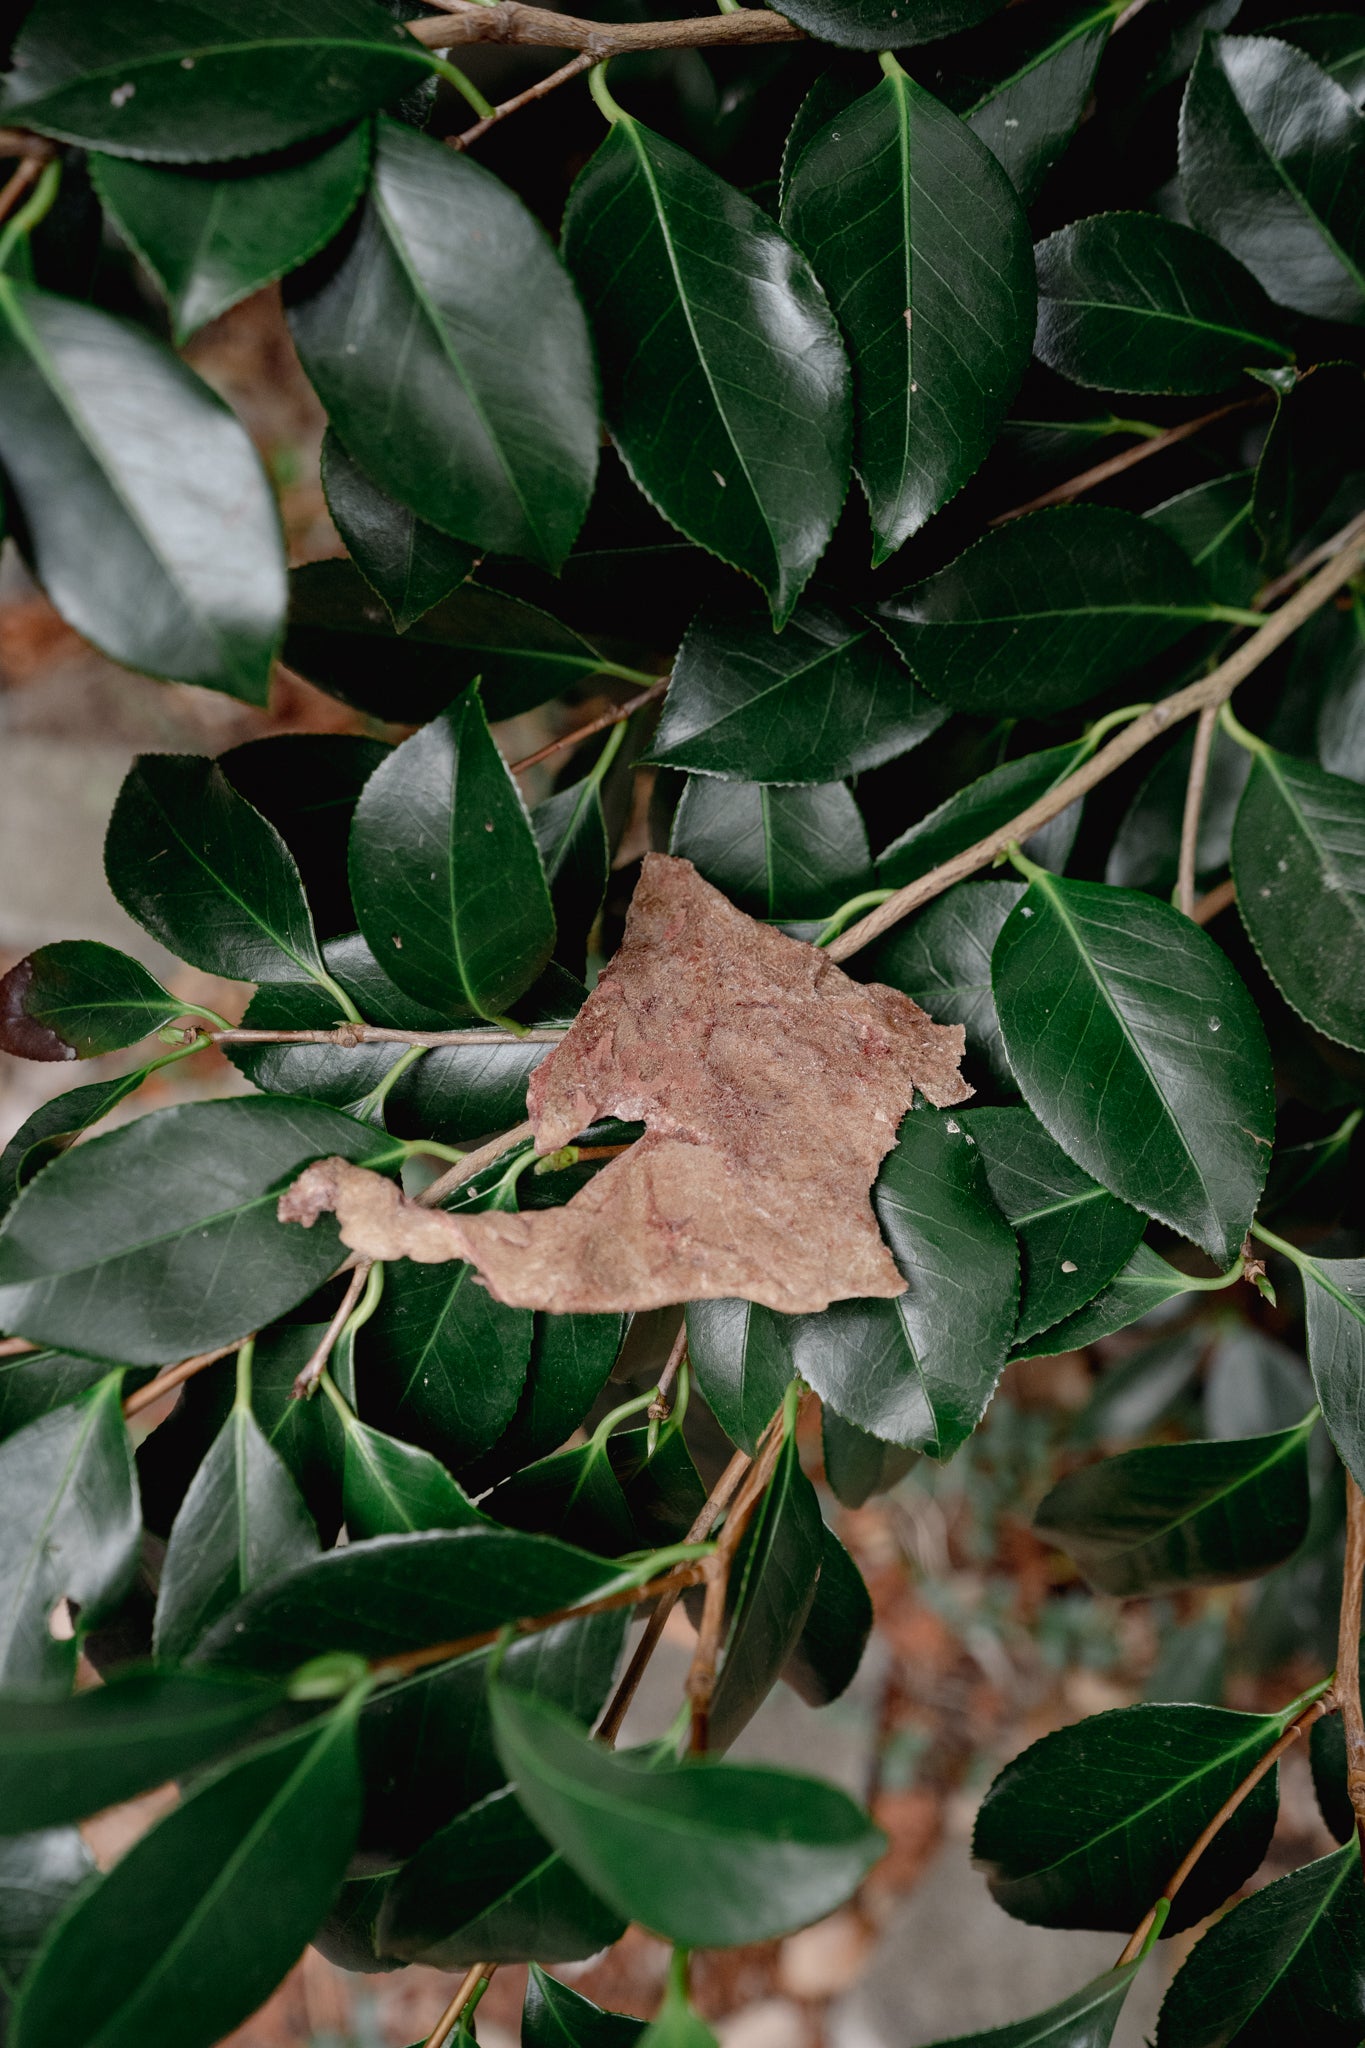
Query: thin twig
416 1118 536 1210
291 1264 370 1400
373 1559 708 1681
121 1341 242 1420
1115 1689 1336 1965
0 1336 38 1359
0 132 58 161
827 530 1365 963
1192 877 1237 926
511 678 668 776
207 1025 566 1049
648 1321 689 1425
1178 702 1220 920
1256 508 1365 609
450 51 593 149
423 1963 492 2048
597 1442 753 1746
989 397 1266 526
407 1 804 53
1339 1475 1365 1856
0 157 40 227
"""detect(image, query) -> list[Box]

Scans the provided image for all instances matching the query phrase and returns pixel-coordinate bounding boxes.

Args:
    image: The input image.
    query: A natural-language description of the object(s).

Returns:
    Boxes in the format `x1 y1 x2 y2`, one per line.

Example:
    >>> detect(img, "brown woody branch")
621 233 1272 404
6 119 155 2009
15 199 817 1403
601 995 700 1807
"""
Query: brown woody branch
990 396 1267 526
407 1 804 54
1177 702 1220 920
450 51 594 150
206 1025 566 1049
510 677 669 775
1339 1475 1365 1855
121 1340 243 1419
423 1964 492 2048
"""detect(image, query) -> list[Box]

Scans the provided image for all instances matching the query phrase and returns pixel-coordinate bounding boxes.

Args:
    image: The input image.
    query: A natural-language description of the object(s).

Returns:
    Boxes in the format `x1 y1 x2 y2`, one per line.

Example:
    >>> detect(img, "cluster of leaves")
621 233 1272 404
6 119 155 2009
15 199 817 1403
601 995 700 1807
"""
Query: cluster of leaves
0 0 1363 2041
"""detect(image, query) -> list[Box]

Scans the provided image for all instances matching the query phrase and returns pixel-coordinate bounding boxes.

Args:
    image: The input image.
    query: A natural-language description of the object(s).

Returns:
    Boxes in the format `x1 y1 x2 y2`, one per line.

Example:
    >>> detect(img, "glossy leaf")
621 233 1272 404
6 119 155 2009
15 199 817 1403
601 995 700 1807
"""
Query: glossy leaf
670 776 872 920
648 597 945 784
0 1828 94 2036
0 943 178 1062
991 872 1274 1266
377 1785 626 1967
562 111 851 625
0 1376 139 1688
489 1436 637 1557
708 1428 824 1750
0 1096 396 1364
0 1348 144 1444
283 560 610 727
686 1299 796 1456
1203 1325 1312 1438
289 118 597 570
1154 1840 1365 2047
821 1406 916 1507
1035 1419 1313 1594
1013 1244 1203 1360
0 1074 149 1223
783 65 1034 563
953 0 1120 202
0 280 284 701
10 1704 364 2048
960 1106 1147 1344
776 0 1006 52
1181 34 1365 324
1231 745 1365 1051
105 754 328 987
1105 725 1249 898
783 1522 874 1705
973 1702 1284 1932
1251 363 1365 568
342 1417 485 1540
464 1313 626 1492
874 508 1208 715
1314 594 1365 782
0 1670 284 1836
2 0 433 159
1033 213 1291 393
917 1967 1140 2048
1298 1251 1365 1491
491 1683 886 1947
321 431 476 633
523 1968 645 2048
154 1395 320 1663
876 743 1088 893
92 126 371 342
219 735 391 945
535 773 612 977
1148 472 1260 608
1276 14 1365 107
863 884 1022 1092
349 692 555 1019
779 1107 1019 1454
190 1527 623 1676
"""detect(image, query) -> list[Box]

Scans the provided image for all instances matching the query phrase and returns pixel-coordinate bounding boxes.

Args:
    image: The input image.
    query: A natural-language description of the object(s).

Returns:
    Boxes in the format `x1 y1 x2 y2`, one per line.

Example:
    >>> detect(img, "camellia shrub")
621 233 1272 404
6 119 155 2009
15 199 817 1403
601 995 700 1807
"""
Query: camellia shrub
0 0 1364 2042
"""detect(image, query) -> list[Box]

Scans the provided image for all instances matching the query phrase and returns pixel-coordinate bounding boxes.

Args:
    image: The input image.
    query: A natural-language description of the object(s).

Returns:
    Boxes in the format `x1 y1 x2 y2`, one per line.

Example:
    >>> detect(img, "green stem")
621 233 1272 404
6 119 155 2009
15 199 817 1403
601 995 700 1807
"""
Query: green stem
1179 1254 1247 1292
815 888 895 947
1138 1898 1170 1960
1080 701 1154 753
423 52 497 119
589 61 626 123
0 159 62 271
1218 698 1268 756
234 1337 255 1412
585 715 630 790
402 1138 468 1169
878 50 907 79
487 1144 539 1209
1251 1220 1310 1272
355 1044 428 1125
593 662 659 690
346 1259 386 1341
317 1368 356 1428
1003 840 1048 884
590 1385 661 1449
312 970 364 1026
1205 604 1268 630
174 1001 234 1033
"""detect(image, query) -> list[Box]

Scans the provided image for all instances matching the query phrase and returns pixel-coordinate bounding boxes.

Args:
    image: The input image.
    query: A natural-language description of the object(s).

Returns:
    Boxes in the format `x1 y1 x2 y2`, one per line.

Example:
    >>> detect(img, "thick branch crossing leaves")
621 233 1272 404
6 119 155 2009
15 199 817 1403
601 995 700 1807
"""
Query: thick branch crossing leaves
562 109 851 624
783 63 1035 564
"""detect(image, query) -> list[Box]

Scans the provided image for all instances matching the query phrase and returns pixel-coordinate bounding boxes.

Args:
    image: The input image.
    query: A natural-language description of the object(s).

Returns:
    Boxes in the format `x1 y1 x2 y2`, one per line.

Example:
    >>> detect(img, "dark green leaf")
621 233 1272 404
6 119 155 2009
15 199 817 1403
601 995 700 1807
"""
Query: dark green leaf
0 1075 149 1223
0 1349 142 1444
341 1416 485 1540
0 282 284 701
1075 1330 1206 1448
972 1702 1285 1931
954 0 1120 202
782 65 1034 563
10 1703 363 2048
154 1393 320 1663
321 430 476 633
1105 726 1249 898
191 1526 623 1676
1035 1418 1313 1594
219 734 391 944
687 1299 796 1456
489 1436 637 1556
670 776 871 920
1298 1250 1365 1489
1231 744 1365 1051
289 119 597 570
821 1405 916 1507
0 1096 397 1364
1013 1245 1203 1360
0 944 178 1064
92 126 371 342
991 872 1274 1265
224 988 394 1122
377 1785 626 1967
311 1869 402 1976
0 1376 139 1688
1181 34 1365 323
463 1313 626 1492
649 598 944 785
349 692 555 1019
0 1670 285 1836
960 1106 1147 1345
876 743 1089 892
1251 364 1365 568
105 754 328 987
283 560 611 726
1148 472 1260 608
783 1522 873 1705
0 1829 94 2036
1033 213 1291 393
1204 1325 1311 1438
1311 1703 1354 1844
491 1682 885 1947
1154 1840 1365 2047
776 0 1006 53
1274 14 1365 107
2 0 433 159
874 508 1210 715
916 1968 1140 2048
708 1428 824 1749
864 883 1023 1092
535 773 611 977
562 113 850 625
523 1967 645 2048
779 1107 1019 1454
356 1610 627 1855
1315 593 1365 782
